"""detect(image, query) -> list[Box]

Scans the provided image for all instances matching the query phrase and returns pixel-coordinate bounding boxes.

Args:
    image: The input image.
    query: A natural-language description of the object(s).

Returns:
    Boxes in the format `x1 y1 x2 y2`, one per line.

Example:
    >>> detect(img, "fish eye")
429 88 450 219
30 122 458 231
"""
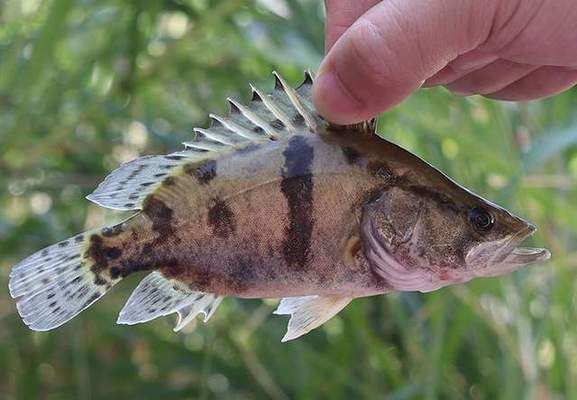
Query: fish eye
469 207 494 232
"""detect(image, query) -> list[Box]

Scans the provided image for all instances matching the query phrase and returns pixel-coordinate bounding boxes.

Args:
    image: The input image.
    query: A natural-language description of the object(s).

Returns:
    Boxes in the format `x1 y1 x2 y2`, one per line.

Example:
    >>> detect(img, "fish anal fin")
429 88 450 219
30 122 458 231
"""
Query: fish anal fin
117 271 223 331
273 295 352 342
174 295 223 332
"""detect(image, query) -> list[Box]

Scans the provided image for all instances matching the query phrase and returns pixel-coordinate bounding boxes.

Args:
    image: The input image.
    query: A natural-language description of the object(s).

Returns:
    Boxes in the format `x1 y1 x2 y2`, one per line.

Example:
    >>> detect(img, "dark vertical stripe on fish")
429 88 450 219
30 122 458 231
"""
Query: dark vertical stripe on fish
280 135 315 269
86 234 122 286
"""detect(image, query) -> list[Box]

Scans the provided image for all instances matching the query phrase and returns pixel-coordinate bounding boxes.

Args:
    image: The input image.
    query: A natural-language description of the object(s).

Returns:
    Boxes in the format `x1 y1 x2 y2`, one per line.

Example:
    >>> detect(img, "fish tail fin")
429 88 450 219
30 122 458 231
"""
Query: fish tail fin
9 229 123 331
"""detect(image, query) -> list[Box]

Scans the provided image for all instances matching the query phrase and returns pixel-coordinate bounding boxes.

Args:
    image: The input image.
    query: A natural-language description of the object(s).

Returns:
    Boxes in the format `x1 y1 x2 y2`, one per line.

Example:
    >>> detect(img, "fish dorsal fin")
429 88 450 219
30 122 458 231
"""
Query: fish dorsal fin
87 71 327 211
117 271 223 330
328 118 377 136
86 152 206 211
273 295 352 342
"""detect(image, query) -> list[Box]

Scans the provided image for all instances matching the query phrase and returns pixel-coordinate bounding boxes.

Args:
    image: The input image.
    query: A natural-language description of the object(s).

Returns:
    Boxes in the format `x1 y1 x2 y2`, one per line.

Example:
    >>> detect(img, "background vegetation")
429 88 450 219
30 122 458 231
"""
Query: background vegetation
1 1 576 399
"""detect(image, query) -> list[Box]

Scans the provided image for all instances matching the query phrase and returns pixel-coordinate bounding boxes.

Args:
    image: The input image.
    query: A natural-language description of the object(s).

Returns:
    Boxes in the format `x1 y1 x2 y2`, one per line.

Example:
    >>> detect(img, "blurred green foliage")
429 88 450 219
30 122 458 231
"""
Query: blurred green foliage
1 1 576 399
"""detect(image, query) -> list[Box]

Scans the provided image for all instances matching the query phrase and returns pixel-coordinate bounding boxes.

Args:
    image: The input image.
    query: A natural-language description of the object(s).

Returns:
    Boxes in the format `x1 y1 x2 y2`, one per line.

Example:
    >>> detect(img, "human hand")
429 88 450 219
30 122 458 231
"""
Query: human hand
313 0 577 124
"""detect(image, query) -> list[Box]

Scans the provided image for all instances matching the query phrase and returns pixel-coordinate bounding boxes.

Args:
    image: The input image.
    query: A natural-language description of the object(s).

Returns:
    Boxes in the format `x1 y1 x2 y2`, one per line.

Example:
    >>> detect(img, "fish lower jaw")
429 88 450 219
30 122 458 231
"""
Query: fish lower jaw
471 247 551 278
503 246 551 265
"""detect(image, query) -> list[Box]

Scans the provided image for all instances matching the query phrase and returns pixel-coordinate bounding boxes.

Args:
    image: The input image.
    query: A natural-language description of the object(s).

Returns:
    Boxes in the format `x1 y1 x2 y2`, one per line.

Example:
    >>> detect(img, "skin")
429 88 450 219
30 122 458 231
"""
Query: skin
85 128 545 299
314 0 577 124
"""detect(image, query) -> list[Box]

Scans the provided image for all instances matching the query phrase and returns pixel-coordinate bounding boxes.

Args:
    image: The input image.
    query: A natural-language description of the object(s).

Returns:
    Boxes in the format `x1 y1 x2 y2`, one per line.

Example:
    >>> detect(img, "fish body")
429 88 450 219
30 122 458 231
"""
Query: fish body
92 133 387 299
8 72 550 341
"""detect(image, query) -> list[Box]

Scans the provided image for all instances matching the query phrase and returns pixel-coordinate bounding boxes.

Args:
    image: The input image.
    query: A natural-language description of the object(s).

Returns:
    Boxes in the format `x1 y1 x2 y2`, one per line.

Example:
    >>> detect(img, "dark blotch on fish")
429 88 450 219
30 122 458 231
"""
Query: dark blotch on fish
280 136 315 269
208 198 236 239
141 243 154 257
143 196 174 236
101 224 124 238
87 236 112 269
341 146 362 165
367 161 393 180
162 176 176 186
109 267 121 279
271 119 285 130
86 234 125 286
291 113 305 126
115 196 179 278
184 159 217 184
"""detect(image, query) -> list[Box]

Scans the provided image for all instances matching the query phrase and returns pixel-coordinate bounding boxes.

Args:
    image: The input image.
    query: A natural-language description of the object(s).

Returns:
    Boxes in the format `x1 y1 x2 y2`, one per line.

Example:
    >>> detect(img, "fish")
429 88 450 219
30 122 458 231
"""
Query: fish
8 72 550 342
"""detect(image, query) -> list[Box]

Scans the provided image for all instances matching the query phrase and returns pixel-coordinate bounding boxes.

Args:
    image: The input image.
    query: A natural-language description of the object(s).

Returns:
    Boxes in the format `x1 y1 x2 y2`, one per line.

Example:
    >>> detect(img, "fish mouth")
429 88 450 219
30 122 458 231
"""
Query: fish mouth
471 224 551 277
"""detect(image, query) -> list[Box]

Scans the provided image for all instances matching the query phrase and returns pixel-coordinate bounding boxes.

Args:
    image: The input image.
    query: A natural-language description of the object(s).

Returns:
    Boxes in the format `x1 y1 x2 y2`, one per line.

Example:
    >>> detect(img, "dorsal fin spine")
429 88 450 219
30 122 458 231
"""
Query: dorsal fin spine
272 71 318 132
182 138 225 152
193 127 237 146
87 71 326 211
208 114 264 142
226 97 278 139
250 83 296 132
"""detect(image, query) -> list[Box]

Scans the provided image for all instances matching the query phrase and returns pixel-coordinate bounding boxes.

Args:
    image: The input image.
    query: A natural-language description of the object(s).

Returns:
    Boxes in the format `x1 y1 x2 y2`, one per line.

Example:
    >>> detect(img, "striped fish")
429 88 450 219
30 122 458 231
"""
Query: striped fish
8 72 550 341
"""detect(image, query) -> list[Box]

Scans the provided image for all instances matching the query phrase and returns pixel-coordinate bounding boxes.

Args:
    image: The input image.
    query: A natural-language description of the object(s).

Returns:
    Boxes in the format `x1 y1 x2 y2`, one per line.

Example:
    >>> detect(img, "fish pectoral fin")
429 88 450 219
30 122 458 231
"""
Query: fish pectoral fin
273 295 353 342
117 271 223 331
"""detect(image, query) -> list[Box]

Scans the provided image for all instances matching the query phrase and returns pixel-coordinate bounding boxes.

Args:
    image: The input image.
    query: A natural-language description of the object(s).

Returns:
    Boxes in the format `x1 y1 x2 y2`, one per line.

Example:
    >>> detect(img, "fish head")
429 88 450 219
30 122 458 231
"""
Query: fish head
361 184 550 292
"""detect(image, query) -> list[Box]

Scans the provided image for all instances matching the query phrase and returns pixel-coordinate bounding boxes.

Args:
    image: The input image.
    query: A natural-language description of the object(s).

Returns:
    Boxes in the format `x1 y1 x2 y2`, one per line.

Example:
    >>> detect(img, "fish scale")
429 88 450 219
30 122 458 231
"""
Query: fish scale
8 71 550 341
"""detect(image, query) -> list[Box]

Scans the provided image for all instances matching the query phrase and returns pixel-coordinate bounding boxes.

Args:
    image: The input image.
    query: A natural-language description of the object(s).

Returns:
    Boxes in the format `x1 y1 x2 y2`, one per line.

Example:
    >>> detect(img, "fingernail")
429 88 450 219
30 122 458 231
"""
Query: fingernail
313 69 364 125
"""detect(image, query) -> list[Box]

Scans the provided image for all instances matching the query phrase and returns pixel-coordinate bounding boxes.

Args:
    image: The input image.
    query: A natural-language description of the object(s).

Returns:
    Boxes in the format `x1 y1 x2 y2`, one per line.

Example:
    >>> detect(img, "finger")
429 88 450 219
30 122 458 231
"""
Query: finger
444 59 539 96
313 0 499 124
485 66 577 101
424 50 499 86
324 0 381 52
422 65 459 87
493 0 577 67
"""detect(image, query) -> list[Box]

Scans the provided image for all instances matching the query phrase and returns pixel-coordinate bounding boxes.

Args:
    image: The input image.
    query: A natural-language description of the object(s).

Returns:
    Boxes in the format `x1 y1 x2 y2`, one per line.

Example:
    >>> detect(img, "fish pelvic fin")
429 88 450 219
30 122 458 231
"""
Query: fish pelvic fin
87 71 328 211
9 229 123 331
273 295 352 342
117 271 223 332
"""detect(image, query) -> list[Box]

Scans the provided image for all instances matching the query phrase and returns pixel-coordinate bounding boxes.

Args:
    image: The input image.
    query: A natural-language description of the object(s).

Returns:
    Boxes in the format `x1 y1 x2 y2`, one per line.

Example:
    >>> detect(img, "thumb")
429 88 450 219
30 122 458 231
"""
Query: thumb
313 0 498 124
